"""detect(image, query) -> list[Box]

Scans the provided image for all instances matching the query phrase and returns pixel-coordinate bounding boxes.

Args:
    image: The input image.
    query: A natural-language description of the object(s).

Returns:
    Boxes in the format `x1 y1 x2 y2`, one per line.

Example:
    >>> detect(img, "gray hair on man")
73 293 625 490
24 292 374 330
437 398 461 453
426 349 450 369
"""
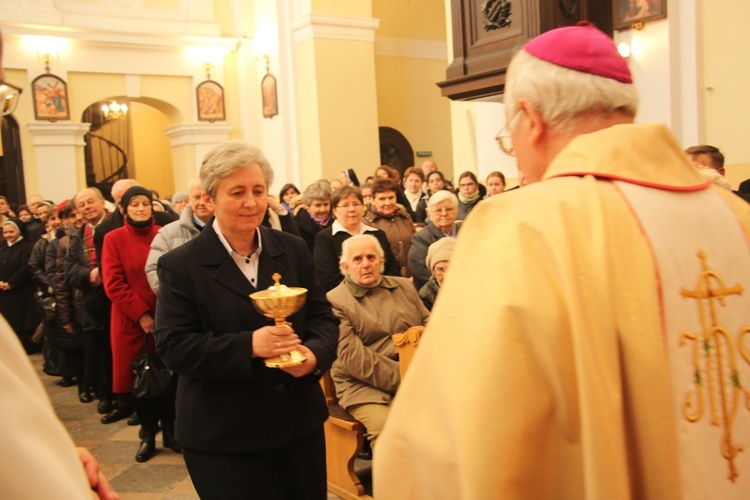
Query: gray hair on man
200 141 274 198
504 50 639 133
339 234 385 272
427 190 458 213
303 181 332 206
111 179 140 204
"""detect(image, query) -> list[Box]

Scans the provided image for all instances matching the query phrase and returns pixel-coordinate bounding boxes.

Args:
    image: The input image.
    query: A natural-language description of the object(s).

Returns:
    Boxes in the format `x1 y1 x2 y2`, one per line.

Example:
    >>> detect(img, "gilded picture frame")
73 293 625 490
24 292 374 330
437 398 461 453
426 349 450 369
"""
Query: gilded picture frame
614 0 667 30
31 74 70 122
261 73 278 119
196 80 226 122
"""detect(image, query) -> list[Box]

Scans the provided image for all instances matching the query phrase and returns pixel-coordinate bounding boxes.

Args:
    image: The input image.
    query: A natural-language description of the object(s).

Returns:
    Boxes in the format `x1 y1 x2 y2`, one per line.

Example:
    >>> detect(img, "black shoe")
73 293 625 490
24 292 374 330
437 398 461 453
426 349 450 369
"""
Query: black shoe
358 439 373 460
79 390 94 403
127 412 141 426
100 407 134 424
97 398 113 415
162 424 182 454
57 377 75 387
135 437 156 463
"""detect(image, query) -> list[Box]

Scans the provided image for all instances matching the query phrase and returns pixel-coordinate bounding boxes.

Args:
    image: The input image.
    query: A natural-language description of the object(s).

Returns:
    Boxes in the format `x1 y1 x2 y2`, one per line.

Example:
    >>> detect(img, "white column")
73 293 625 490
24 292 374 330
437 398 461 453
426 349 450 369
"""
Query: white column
26 122 90 201
164 123 234 190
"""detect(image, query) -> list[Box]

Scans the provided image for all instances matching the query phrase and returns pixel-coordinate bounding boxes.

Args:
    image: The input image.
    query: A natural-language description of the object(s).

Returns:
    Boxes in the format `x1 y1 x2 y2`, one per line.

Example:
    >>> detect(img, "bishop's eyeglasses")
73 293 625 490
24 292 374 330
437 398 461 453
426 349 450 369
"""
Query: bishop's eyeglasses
0 80 23 117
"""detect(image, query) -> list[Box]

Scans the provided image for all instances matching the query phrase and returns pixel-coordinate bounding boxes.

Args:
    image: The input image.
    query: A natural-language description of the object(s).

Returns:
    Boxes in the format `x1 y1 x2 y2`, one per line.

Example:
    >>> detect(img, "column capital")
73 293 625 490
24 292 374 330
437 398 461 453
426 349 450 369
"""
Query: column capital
164 123 234 147
26 122 91 146
292 14 380 43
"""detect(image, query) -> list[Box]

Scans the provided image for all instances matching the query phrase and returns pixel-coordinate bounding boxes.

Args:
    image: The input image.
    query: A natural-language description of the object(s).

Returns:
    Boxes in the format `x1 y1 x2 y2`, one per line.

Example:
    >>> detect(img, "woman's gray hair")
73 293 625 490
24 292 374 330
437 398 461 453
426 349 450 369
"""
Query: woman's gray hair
504 49 639 133
427 190 458 213
339 234 385 272
200 141 274 198
303 181 332 205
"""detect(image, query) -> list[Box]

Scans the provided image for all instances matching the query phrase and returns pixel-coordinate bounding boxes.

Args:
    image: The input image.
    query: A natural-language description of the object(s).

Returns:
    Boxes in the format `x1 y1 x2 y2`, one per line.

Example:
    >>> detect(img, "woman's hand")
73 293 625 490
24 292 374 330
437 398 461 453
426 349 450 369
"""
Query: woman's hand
138 314 154 334
251 325 301 358
76 447 119 500
280 344 318 378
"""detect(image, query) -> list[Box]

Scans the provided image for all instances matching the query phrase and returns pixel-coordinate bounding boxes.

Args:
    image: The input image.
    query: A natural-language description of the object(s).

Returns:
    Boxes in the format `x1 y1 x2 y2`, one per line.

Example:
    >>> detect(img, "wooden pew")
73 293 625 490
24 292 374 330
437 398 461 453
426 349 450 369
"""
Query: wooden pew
320 371 371 500
392 325 425 380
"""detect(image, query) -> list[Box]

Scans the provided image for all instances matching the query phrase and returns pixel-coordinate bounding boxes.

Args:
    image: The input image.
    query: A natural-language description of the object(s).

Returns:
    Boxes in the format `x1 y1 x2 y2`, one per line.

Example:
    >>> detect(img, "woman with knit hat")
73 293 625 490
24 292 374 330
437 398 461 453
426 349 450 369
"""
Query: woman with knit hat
101 185 178 463
418 237 455 311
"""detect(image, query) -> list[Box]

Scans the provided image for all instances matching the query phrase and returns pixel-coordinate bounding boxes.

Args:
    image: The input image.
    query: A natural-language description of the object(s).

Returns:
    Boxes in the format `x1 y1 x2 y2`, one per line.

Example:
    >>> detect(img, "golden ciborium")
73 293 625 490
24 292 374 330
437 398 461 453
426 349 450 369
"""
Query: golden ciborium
249 273 308 368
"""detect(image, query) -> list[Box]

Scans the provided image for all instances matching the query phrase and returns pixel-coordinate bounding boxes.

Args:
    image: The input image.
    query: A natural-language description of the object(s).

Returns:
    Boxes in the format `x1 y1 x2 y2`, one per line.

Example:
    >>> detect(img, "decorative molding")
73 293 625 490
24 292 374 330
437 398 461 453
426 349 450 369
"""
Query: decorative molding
374 36 448 61
292 14 380 44
164 123 234 147
26 122 90 146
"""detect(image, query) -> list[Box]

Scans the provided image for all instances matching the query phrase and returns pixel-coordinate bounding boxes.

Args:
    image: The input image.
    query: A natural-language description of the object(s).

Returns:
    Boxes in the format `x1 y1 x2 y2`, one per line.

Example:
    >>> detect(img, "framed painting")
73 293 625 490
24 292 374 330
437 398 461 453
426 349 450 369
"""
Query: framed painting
261 73 278 119
196 80 226 122
31 74 70 121
614 0 667 30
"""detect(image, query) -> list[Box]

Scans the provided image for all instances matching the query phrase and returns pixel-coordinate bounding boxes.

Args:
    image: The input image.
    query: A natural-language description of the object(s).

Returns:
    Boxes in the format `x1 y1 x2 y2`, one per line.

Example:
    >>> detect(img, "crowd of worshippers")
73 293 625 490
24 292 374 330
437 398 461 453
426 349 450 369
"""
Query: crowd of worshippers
1 142 747 466
0 162 500 462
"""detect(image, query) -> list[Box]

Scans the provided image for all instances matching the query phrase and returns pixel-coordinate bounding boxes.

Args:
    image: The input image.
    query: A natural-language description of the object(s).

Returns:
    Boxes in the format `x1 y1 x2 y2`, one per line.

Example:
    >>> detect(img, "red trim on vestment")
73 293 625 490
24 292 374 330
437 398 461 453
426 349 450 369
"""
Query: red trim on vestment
548 172 712 191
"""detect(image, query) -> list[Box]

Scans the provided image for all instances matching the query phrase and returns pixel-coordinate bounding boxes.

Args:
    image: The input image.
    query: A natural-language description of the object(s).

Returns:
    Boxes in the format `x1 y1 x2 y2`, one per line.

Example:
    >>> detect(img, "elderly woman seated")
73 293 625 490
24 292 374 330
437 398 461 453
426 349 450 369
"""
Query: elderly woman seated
419 237 456 311
327 234 429 446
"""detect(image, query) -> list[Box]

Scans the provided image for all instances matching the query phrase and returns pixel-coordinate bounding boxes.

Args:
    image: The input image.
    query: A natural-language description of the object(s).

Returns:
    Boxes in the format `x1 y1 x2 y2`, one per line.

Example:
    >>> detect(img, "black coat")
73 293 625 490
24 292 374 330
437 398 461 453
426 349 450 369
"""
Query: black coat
313 225 401 292
0 238 35 333
153 223 339 454
294 209 332 255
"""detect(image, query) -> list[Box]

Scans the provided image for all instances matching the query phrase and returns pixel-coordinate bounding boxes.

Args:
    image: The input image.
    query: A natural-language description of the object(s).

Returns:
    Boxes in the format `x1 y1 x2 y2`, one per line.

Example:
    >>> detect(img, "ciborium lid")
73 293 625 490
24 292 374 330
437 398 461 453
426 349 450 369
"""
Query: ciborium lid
249 273 307 320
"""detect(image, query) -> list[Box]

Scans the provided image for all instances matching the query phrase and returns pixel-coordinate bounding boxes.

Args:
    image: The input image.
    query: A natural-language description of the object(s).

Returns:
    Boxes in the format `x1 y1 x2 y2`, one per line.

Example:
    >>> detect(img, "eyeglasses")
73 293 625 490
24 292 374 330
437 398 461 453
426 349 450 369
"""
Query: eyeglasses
495 125 515 157
336 203 363 211
0 80 23 117
495 111 519 157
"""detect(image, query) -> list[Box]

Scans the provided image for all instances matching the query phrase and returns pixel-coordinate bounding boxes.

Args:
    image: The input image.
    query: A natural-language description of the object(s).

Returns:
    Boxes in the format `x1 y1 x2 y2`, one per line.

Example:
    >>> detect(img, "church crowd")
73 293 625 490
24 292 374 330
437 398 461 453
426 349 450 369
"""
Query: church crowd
2 21 750 500
0 158 505 468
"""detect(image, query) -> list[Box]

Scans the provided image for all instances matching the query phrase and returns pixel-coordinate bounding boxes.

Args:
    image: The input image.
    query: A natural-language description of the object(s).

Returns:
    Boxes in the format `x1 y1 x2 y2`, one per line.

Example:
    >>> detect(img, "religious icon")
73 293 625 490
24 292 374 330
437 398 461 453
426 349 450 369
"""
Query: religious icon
196 80 226 122
31 74 70 122
614 0 667 30
261 73 278 119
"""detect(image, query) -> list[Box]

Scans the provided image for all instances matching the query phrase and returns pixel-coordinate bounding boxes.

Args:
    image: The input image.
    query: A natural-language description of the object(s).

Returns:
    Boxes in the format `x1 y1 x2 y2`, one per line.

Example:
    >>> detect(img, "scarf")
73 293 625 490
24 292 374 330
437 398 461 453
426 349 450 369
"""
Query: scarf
458 190 480 205
309 210 331 228
82 223 97 269
404 190 422 212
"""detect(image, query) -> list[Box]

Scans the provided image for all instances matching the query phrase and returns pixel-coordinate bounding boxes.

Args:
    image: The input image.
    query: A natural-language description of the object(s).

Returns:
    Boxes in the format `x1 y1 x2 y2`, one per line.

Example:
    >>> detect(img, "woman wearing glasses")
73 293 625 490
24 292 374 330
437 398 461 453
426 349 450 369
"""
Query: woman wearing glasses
408 190 462 290
313 185 400 292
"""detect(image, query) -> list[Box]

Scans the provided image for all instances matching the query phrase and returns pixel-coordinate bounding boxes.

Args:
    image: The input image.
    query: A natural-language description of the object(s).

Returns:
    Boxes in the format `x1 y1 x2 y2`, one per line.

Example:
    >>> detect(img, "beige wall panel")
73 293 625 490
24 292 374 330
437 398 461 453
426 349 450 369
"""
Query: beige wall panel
375 54 452 171
314 38 380 182
702 1 750 176
373 0 446 40
311 0 372 17
138 75 192 124
294 39 324 186
130 102 173 197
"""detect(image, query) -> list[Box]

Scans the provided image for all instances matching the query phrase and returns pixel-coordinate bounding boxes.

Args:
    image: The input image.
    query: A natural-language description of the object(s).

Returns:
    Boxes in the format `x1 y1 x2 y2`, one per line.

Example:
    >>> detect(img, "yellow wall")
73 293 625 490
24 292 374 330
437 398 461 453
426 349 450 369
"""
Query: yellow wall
137 75 192 125
294 39 325 186
314 38 380 181
702 2 750 188
373 0 446 40
311 0 371 17
130 101 173 197
375 55 452 170
67 73 126 122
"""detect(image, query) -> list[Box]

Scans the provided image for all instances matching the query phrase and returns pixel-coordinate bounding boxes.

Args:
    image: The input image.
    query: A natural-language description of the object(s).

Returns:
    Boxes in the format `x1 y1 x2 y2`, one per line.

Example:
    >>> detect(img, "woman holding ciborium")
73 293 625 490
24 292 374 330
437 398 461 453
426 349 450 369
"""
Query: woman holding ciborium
153 141 339 499
327 234 429 446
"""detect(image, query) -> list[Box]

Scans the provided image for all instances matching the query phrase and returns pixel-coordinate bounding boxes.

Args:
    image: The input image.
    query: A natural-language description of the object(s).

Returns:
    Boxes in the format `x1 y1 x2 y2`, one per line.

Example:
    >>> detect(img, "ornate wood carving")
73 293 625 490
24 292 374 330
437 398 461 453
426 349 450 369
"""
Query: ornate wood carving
482 0 513 30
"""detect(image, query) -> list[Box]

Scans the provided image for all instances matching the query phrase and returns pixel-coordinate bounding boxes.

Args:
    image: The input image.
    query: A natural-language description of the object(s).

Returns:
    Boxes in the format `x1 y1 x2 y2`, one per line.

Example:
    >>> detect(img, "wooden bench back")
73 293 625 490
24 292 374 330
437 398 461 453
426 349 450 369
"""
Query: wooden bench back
392 325 425 380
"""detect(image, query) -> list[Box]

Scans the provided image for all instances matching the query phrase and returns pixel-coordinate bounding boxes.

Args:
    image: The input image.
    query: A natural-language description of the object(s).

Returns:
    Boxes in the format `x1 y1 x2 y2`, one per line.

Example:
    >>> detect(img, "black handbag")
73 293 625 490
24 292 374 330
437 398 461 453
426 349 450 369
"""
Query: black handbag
131 341 175 399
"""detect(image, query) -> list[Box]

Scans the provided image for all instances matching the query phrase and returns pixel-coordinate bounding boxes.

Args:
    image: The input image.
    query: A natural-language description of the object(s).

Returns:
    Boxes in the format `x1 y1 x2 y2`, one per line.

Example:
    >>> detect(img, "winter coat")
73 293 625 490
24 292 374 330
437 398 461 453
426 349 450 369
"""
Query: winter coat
364 206 416 278
102 220 160 393
0 238 35 334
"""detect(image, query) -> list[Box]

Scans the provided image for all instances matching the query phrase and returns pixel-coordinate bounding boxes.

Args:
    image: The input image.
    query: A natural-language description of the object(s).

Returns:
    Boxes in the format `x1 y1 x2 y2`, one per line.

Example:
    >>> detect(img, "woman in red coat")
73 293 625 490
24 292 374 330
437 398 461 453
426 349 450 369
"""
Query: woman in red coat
102 186 178 463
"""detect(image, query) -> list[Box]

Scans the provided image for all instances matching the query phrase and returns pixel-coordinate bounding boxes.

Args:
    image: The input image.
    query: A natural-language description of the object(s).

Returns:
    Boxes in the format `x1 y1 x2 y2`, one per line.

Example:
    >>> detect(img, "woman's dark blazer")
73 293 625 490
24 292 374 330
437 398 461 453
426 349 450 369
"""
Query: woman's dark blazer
153 223 339 454
313 226 401 292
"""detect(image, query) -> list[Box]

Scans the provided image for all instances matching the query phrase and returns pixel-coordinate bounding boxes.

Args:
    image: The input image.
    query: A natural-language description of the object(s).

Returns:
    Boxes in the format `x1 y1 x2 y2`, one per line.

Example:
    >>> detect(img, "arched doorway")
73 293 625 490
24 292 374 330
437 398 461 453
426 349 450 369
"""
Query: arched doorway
379 127 414 178
0 115 26 205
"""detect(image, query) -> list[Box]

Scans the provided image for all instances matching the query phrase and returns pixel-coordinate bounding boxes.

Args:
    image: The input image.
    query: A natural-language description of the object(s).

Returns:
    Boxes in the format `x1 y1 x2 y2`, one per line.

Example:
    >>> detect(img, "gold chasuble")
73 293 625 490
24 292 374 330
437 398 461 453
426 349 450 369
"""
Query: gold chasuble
374 124 750 499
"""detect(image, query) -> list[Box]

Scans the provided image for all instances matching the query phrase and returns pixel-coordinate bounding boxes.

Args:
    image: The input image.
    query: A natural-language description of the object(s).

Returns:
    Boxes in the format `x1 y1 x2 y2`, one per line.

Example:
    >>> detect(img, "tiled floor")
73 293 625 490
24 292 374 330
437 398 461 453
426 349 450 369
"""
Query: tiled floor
35 353 369 499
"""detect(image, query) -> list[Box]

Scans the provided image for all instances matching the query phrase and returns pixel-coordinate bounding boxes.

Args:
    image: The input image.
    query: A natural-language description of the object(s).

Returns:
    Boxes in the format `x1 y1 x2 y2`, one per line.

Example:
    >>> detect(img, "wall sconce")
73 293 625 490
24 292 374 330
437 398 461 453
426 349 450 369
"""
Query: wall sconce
102 100 128 120
25 36 66 74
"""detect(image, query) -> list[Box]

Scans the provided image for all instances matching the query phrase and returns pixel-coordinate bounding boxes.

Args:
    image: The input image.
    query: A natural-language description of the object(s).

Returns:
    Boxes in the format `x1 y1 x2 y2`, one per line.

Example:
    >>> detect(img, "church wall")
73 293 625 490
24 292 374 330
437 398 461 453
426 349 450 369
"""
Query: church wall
130 102 173 198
